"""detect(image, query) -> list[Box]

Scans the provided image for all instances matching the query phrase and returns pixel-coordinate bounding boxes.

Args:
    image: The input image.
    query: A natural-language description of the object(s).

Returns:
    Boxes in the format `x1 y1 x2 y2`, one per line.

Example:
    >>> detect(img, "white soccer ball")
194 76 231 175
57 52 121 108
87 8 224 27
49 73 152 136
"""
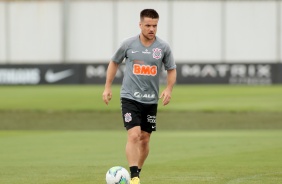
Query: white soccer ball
105 166 130 184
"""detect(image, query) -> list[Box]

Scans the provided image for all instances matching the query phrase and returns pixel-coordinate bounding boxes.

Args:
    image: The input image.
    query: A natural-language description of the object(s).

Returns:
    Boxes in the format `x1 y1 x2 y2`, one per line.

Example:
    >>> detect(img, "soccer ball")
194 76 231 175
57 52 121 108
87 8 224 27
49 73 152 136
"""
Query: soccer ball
105 166 130 184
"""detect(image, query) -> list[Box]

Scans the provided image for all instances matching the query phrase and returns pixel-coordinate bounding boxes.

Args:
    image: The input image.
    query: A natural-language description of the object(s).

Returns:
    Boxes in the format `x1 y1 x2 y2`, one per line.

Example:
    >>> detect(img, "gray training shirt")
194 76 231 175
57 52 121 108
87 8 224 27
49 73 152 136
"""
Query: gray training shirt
112 35 176 104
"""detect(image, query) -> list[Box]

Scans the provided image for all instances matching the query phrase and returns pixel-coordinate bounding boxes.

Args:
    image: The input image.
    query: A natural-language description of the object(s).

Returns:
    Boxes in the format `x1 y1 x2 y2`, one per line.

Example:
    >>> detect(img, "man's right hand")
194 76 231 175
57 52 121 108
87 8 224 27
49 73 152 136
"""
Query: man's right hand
102 88 112 105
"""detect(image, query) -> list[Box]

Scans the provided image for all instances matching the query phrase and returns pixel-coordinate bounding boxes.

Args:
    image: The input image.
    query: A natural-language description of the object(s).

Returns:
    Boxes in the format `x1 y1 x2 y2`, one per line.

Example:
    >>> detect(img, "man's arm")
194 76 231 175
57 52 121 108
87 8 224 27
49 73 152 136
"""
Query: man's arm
102 61 119 105
159 68 177 106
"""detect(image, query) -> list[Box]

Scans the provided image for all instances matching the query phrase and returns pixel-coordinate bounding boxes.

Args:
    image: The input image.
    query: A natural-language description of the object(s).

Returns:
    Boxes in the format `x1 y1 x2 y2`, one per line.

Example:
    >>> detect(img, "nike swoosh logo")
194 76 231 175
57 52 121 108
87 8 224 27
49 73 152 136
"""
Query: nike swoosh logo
45 69 74 83
132 51 139 53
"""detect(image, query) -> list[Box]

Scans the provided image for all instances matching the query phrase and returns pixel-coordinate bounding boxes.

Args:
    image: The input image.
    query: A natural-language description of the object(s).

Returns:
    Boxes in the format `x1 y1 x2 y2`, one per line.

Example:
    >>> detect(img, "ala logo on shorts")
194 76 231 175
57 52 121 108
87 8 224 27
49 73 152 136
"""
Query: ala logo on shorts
124 113 132 123
152 48 162 60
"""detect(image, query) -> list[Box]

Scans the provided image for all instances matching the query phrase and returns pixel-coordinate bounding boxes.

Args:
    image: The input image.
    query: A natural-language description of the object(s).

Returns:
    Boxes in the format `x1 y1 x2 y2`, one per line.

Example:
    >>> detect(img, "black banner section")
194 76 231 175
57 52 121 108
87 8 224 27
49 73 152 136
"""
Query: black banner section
84 64 124 84
0 64 81 85
177 63 281 85
0 63 281 85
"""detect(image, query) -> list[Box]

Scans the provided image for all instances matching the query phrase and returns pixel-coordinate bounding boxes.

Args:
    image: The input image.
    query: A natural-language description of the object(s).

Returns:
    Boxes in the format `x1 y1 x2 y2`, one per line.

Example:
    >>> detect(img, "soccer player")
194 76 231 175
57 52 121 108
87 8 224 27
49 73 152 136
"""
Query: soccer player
102 9 176 184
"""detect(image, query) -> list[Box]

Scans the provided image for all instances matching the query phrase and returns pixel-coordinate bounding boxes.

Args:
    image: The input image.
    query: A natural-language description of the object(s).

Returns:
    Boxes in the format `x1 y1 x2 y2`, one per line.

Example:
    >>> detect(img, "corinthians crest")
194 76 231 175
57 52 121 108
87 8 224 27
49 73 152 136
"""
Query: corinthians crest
124 113 132 123
152 48 162 59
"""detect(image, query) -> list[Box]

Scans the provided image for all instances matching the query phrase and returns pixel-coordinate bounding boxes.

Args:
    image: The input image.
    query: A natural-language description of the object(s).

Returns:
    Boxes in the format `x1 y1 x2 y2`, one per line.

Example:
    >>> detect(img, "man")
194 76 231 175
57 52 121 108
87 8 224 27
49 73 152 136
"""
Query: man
102 9 176 184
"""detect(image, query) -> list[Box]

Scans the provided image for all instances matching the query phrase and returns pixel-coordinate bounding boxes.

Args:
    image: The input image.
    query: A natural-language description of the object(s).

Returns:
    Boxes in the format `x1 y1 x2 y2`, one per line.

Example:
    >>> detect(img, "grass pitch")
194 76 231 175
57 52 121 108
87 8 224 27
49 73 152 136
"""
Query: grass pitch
1 130 281 184
0 85 282 183
0 85 281 112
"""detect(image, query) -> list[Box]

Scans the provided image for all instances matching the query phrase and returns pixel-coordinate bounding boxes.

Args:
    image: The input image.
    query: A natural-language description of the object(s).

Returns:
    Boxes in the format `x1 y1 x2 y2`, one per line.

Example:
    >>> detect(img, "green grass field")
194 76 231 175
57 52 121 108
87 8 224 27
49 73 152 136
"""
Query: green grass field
0 85 282 112
1 85 282 184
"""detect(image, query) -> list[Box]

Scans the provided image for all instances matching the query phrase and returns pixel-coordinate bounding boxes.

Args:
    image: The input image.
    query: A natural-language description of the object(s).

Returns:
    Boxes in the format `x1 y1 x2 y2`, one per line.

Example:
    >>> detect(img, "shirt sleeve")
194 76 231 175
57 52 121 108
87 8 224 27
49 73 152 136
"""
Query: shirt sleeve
111 41 128 64
163 44 176 70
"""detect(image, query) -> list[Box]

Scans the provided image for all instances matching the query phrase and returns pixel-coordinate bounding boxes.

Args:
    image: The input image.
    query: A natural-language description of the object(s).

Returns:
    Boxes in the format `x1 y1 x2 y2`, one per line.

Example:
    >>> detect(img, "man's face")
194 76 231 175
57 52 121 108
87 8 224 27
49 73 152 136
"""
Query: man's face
139 17 158 40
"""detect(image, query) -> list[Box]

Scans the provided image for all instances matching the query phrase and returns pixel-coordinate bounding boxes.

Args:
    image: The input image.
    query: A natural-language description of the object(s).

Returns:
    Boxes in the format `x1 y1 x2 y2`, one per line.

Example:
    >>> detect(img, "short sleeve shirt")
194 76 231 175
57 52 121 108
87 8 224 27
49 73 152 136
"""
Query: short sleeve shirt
111 35 176 104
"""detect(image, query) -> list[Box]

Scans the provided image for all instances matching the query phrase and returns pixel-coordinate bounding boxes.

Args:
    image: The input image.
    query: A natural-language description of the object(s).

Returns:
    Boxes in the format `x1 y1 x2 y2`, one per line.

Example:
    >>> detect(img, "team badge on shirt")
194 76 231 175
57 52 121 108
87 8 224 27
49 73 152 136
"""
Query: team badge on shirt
152 48 162 59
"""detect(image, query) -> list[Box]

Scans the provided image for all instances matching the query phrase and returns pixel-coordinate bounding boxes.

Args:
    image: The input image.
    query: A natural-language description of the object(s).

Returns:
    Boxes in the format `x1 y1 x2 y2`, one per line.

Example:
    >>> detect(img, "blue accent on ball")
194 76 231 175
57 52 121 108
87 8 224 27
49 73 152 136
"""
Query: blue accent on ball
109 166 123 177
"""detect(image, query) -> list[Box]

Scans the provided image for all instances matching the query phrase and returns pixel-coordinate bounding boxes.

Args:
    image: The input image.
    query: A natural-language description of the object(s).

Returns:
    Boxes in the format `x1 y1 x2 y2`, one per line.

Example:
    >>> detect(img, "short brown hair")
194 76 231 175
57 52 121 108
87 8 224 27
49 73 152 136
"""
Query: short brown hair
140 9 159 20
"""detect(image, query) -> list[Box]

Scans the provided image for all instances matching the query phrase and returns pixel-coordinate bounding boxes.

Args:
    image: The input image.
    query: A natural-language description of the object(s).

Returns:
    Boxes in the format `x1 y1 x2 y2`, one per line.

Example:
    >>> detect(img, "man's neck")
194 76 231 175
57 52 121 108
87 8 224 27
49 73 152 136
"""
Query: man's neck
139 34 155 47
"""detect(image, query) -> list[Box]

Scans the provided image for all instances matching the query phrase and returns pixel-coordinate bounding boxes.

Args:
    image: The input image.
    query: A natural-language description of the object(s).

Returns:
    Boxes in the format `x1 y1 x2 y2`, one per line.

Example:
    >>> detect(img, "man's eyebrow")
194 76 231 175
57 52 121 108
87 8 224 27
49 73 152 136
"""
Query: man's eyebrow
145 23 157 26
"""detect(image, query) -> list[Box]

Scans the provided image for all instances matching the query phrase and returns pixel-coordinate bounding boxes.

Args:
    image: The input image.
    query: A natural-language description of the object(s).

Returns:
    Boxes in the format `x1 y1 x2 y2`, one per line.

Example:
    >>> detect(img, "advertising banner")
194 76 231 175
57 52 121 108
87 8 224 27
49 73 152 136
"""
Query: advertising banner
84 64 124 84
0 64 81 85
177 63 279 85
0 63 281 85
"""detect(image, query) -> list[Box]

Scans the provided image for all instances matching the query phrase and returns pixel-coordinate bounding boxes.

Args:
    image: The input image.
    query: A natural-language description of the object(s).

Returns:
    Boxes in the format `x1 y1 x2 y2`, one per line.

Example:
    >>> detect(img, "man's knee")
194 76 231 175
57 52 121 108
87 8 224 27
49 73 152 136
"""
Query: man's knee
140 132 151 146
127 126 141 143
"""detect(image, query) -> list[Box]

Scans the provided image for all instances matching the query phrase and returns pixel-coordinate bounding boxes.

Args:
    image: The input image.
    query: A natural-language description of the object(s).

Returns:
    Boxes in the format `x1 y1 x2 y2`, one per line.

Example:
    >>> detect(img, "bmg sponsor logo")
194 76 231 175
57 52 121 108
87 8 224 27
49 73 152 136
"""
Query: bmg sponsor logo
133 64 157 76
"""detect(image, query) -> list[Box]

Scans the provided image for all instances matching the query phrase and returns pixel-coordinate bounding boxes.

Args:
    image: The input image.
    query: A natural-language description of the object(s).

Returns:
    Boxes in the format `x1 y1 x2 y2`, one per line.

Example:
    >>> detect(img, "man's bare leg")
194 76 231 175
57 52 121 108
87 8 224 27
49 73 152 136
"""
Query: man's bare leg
138 131 151 174
126 126 141 178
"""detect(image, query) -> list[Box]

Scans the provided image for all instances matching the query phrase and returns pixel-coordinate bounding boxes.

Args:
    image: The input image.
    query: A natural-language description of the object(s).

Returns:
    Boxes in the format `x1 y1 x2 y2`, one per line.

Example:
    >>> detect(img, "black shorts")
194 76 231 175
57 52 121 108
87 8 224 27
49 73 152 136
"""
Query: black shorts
121 98 158 133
